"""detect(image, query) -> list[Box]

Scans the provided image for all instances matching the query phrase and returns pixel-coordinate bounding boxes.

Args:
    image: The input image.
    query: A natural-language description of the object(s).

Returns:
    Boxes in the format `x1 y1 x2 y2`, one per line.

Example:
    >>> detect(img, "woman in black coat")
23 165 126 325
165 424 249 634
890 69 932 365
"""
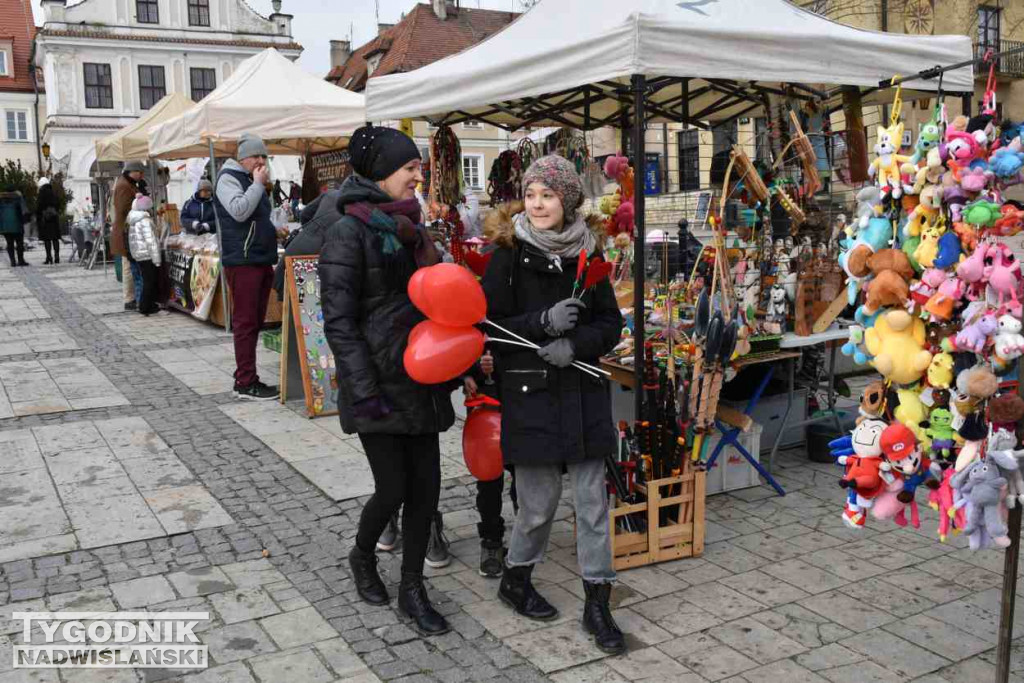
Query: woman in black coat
319 126 452 637
481 156 626 655
36 179 61 264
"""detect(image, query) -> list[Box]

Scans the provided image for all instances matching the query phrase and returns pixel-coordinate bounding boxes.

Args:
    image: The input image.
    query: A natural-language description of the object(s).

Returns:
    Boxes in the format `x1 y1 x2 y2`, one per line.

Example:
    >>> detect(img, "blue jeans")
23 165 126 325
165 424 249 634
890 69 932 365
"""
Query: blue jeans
129 260 143 305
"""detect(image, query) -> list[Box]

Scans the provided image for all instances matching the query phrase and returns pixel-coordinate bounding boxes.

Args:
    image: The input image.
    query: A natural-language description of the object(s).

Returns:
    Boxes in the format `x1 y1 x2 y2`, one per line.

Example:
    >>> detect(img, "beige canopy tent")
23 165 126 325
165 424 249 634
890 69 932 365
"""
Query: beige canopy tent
95 93 196 162
147 48 366 160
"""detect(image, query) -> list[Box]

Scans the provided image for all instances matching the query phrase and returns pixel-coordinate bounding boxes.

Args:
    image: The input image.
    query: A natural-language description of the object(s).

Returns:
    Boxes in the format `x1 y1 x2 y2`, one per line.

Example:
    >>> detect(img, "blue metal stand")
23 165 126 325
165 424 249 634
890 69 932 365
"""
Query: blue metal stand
704 366 787 497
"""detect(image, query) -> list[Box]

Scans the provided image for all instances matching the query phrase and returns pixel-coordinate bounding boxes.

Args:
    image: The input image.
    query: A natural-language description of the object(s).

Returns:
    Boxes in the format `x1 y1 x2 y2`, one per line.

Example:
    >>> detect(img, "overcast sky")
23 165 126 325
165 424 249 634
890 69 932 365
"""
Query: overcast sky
30 0 532 77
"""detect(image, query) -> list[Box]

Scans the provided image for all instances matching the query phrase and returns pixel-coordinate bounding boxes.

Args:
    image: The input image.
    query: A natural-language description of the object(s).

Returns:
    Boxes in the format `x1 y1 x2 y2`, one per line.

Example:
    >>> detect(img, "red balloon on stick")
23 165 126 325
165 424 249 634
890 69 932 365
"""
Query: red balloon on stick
411 263 487 327
463 407 503 481
404 321 485 384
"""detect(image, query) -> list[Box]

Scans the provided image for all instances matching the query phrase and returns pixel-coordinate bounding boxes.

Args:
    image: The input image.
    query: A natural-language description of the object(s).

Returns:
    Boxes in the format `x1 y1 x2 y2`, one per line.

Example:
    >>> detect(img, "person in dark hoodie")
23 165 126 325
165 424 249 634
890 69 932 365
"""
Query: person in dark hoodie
180 179 216 234
36 178 62 264
0 188 29 267
319 125 452 637
271 186 342 301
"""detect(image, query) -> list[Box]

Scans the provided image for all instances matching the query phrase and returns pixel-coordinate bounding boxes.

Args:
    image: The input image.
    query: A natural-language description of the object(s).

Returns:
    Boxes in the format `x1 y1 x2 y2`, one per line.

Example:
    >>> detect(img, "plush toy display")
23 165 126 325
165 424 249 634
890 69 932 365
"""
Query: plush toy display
834 94 1024 550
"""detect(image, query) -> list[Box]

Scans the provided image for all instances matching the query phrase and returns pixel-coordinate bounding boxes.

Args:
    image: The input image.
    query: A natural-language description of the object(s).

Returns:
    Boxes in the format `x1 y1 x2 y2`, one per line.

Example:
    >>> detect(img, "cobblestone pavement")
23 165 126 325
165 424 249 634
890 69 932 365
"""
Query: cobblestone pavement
0 259 1022 683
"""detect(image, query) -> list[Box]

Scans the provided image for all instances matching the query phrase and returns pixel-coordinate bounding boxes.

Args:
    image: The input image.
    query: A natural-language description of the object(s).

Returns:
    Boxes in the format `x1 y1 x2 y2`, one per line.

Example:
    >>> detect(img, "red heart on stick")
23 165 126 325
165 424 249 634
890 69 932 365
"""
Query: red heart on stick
583 259 614 290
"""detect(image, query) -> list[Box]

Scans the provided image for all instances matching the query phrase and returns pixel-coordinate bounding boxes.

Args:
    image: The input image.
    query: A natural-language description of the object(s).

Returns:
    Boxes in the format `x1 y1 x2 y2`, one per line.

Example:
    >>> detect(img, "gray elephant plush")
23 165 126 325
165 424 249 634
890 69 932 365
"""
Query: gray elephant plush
960 460 1010 549
985 429 1024 509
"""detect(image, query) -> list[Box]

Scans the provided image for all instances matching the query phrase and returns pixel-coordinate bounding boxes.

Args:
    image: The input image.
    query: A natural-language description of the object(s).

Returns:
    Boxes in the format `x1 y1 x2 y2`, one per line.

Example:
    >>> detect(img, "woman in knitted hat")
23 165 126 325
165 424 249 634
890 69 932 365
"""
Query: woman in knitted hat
180 179 216 235
480 154 627 655
319 125 453 637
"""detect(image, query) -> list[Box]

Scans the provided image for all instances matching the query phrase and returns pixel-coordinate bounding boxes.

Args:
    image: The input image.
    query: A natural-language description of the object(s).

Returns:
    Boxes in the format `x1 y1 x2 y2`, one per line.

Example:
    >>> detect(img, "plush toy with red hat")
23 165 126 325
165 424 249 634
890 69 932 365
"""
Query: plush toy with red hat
874 423 939 528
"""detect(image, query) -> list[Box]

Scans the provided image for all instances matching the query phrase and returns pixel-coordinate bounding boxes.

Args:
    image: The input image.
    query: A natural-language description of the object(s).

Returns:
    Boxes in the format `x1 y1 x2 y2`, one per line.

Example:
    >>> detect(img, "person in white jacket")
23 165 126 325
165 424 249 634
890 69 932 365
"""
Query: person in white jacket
127 194 162 316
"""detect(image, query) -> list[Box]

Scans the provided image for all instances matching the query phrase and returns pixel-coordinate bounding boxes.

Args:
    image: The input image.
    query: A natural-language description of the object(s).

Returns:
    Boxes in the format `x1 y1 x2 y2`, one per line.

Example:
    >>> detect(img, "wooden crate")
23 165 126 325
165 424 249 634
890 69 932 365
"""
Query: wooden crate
609 469 706 570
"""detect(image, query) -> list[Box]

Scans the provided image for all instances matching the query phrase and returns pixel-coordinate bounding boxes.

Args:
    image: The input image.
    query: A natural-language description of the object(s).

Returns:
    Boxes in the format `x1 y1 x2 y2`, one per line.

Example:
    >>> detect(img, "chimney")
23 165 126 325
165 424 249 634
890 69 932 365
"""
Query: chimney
431 0 450 20
40 0 67 23
329 40 351 69
378 23 394 34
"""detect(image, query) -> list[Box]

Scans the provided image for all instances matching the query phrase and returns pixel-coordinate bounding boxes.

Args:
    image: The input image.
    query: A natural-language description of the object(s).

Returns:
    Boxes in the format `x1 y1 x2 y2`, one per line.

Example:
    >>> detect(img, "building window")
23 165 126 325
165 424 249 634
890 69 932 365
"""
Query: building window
462 154 484 190
0 50 7 76
677 129 700 192
84 63 114 109
188 0 210 27
979 6 1000 51
139 65 166 110
462 121 484 130
190 67 216 102
5 111 27 141
136 0 159 24
710 121 737 186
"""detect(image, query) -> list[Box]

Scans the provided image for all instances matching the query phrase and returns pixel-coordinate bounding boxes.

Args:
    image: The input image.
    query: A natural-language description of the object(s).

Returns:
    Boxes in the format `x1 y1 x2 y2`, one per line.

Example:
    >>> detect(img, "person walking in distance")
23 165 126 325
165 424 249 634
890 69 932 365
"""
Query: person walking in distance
36 178 62 264
213 133 279 401
319 125 453 636
482 155 627 655
0 187 29 267
112 161 146 310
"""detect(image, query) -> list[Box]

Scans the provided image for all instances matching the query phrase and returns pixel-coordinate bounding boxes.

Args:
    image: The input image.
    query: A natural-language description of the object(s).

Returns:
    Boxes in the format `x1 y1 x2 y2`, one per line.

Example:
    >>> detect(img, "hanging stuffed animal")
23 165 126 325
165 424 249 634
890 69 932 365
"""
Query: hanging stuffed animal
831 419 891 529
869 121 911 197
956 459 1011 549
864 310 932 385
985 429 1024 509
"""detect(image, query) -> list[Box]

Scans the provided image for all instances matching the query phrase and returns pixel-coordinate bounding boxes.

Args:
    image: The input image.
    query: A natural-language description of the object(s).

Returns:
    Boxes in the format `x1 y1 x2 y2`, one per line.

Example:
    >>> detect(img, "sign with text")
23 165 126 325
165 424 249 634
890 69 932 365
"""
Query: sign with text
165 247 221 321
309 149 353 194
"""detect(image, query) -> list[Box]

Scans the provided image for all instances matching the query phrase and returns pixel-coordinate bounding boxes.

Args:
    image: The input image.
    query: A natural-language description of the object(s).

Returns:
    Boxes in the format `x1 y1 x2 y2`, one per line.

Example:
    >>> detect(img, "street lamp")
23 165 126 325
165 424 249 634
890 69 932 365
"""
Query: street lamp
271 0 282 12
41 142 51 175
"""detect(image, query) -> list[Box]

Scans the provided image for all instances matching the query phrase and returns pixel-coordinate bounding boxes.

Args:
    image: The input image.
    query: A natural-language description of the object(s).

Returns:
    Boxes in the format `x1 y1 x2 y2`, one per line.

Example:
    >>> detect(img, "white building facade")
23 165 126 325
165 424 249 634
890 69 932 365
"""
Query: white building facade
35 0 301 209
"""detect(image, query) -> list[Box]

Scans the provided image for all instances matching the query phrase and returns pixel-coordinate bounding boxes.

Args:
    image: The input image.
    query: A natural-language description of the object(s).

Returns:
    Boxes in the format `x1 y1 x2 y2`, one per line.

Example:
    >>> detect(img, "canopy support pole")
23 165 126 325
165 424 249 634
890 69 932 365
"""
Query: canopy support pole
997 506 1021 683
632 73 646 421
208 140 231 332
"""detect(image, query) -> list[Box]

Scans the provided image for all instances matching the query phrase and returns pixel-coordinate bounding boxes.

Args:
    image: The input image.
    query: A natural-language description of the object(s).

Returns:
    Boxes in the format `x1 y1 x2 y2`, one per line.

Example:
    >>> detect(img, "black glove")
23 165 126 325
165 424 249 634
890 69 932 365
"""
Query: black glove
542 298 586 335
538 338 575 368
352 396 391 420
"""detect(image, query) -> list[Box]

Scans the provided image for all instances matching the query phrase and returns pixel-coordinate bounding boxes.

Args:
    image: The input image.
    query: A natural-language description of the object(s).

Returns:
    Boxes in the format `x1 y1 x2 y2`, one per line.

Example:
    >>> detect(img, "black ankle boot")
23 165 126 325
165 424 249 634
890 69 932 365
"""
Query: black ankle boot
397 571 449 636
582 581 625 655
348 545 388 606
498 564 558 621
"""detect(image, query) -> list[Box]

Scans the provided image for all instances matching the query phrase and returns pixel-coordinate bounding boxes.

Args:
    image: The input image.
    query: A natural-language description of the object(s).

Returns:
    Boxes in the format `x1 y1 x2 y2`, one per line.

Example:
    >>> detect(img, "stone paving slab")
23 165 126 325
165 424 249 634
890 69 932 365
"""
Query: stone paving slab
0 322 78 357
0 418 231 562
0 358 127 417
0 298 49 323
76 293 130 316
102 312 231 347
0 281 32 299
50 275 122 295
147 344 279 396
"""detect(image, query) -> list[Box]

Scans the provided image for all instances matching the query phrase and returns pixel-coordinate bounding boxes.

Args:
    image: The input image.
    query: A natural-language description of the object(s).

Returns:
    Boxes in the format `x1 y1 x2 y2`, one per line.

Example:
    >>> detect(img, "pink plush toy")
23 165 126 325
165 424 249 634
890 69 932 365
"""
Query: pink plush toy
929 467 966 542
603 155 629 182
984 243 1022 314
956 241 989 284
944 130 982 165
613 200 635 236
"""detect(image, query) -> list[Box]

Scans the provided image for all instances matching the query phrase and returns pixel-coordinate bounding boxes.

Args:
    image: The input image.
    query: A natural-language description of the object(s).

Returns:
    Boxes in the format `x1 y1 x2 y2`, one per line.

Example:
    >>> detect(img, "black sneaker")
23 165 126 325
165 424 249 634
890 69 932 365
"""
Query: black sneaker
479 544 504 579
377 512 401 552
124 301 137 311
425 512 450 569
234 381 280 401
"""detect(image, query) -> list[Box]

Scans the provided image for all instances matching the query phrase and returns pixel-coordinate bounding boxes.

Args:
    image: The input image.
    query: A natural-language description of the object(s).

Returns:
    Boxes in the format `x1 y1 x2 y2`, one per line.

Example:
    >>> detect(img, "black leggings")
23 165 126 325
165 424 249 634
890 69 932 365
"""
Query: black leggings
138 260 159 315
43 239 59 263
476 468 518 548
356 433 441 574
3 234 24 265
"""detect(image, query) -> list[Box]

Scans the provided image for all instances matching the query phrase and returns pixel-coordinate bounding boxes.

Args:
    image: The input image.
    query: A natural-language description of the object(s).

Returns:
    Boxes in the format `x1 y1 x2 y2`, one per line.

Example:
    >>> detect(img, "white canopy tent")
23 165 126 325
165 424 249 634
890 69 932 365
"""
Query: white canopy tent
366 0 973 129
95 93 196 162
148 48 366 160
364 0 975 414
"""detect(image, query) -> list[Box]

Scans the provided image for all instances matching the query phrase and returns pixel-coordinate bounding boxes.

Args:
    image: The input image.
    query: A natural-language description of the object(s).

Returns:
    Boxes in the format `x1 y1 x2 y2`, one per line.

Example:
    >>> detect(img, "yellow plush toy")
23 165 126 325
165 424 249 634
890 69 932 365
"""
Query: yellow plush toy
865 310 933 385
913 223 944 268
894 387 932 451
869 121 911 198
927 352 954 389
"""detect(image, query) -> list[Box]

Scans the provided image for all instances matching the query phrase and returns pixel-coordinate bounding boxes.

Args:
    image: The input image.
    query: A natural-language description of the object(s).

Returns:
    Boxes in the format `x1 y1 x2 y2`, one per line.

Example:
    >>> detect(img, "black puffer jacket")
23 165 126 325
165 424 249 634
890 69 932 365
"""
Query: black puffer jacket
319 176 455 436
481 202 623 466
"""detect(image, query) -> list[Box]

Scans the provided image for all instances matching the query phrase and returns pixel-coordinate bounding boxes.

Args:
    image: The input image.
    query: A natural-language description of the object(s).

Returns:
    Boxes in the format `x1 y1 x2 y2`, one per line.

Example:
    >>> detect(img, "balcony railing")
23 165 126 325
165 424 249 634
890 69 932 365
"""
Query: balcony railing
975 41 1024 79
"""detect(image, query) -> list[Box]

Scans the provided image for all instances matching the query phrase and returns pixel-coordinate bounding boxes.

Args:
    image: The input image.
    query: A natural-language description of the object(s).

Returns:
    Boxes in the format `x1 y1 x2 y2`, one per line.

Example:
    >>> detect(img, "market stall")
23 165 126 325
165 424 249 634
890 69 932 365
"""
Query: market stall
365 0 973 569
147 47 366 329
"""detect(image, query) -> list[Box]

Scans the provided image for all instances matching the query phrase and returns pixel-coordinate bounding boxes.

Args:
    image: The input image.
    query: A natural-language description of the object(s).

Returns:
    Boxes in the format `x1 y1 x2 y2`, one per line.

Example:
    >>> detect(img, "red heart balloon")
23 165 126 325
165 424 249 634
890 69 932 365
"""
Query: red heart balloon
408 267 429 314
462 408 503 481
404 320 484 384
414 263 487 327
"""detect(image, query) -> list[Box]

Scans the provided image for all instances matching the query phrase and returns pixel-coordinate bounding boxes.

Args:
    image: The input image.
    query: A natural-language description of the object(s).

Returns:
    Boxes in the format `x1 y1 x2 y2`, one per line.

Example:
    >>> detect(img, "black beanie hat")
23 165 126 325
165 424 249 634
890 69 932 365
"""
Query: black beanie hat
348 125 421 181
